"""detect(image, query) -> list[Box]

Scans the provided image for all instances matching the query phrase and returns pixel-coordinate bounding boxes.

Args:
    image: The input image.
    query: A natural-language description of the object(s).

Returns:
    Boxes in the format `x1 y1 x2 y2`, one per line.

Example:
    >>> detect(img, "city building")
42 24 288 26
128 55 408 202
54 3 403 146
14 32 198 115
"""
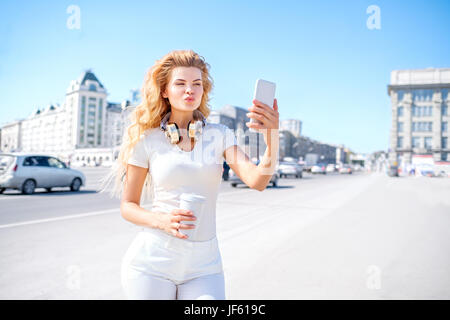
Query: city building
388 68 450 165
0 120 22 152
1 70 350 168
210 106 341 165
208 105 266 161
280 119 302 138
0 70 134 165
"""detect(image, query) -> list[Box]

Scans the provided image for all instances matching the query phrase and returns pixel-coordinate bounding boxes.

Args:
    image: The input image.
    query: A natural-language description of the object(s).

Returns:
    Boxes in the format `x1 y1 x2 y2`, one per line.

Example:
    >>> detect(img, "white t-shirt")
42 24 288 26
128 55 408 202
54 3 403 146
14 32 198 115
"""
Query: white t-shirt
127 122 238 241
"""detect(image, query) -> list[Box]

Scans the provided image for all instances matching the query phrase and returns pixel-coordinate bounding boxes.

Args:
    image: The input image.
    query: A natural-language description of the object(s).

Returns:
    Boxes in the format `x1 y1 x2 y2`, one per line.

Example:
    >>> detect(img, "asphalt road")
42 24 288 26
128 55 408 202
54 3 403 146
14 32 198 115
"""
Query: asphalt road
0 168 449 299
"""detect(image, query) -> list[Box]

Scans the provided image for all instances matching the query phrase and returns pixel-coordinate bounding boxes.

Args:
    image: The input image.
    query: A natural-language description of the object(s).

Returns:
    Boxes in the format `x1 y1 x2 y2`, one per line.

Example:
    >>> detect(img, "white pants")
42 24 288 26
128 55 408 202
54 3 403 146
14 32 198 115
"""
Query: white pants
121 228 225 300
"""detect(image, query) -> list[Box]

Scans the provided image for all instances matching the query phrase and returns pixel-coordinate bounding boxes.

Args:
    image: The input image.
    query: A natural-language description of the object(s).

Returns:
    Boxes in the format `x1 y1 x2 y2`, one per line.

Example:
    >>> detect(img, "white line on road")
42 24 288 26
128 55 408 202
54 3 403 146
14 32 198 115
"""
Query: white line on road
0 195 31 201
0 205 152 229
0 188 271 229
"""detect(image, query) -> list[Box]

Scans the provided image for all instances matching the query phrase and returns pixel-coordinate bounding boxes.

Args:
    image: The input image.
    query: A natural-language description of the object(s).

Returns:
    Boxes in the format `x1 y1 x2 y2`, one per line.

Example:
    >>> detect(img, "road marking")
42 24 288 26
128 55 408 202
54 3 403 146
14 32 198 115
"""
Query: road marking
0 190 253 228
0 195 30 201
0 204 153 229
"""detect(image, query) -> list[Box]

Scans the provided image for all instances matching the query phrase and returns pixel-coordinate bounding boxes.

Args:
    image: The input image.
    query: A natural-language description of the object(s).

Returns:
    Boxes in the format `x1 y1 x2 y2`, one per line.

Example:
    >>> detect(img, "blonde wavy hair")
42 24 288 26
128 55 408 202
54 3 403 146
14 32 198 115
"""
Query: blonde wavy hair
100 49 214 202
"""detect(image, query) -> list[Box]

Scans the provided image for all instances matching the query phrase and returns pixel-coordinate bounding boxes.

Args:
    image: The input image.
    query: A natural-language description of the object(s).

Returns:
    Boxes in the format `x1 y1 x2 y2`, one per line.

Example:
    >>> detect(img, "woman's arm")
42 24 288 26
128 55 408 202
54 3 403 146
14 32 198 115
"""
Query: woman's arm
120 164 162 229
224 99 279 191
253 128 279 190
120 164 196 239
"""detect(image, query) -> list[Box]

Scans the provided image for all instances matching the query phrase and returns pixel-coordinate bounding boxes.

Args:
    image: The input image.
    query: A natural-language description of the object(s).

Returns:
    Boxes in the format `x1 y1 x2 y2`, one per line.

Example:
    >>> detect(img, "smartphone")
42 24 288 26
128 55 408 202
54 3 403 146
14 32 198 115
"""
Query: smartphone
249 79 276 133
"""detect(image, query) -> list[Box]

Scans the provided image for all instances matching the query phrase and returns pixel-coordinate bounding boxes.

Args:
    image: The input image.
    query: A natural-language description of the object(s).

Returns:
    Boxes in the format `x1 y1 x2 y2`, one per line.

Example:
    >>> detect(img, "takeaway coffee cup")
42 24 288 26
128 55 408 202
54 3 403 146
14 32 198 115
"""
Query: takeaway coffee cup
179 193 206 239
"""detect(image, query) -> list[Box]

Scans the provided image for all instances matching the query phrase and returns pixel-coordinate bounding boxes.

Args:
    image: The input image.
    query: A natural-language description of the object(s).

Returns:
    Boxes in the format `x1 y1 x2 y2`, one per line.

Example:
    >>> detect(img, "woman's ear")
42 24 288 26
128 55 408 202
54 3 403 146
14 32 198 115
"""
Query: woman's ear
161 86 168 98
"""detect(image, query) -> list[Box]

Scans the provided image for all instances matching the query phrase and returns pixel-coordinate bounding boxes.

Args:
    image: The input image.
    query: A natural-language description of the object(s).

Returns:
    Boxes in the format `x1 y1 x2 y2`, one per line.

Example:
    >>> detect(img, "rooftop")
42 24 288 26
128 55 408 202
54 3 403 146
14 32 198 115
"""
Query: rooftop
390 68 450 86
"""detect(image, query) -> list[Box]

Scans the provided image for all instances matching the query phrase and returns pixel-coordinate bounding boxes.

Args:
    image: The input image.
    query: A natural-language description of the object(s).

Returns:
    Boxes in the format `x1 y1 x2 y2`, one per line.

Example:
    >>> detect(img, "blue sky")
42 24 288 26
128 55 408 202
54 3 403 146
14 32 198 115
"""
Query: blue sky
1 0 449 154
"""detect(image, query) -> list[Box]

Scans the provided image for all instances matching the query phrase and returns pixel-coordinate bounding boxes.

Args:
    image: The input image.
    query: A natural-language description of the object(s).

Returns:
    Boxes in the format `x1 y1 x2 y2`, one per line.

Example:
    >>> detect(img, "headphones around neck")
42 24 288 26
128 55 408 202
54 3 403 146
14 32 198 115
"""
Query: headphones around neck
159 110 207 144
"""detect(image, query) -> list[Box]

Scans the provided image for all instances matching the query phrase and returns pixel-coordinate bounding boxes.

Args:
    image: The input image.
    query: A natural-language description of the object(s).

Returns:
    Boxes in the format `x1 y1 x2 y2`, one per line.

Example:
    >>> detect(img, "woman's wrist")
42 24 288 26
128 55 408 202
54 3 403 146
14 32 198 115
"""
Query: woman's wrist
146 211 164 230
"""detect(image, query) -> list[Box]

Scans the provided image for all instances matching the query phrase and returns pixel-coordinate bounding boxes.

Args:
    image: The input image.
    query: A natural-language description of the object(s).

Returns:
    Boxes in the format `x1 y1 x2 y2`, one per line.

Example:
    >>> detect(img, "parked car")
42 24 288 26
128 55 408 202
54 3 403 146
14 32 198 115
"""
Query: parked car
339 165 353 174
0 153 86 194
229 159 279 188
417 164 435 177
326 164 336 173
277 161 303 178
436 170 449 178
311 163 327 174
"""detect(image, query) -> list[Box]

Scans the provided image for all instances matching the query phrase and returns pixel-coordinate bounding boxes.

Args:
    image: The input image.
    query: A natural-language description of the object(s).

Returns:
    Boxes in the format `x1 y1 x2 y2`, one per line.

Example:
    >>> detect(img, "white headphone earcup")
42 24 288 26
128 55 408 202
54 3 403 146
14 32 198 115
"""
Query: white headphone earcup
166 123 180 144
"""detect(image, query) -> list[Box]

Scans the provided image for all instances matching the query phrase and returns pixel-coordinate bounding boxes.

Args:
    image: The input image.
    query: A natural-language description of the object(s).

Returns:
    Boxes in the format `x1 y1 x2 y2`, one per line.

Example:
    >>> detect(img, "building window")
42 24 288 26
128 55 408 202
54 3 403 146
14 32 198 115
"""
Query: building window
443 104 448 116
398 106 404 117
397 137 403 149
89 84 97 91
442 89 449 102
413 89 433 102
412 137 420 148
414 122 433 132
97 124 102 145
424 137 432 150
397 90 404 101
99 99 103 120
442 122 448 132
443 137 448 149
397 122 403 132
442 153 448 161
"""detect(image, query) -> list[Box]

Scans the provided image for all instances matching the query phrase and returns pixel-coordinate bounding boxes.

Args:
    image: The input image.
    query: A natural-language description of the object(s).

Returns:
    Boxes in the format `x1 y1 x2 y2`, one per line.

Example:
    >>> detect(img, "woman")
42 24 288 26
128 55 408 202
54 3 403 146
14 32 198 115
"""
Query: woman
106 49 279 300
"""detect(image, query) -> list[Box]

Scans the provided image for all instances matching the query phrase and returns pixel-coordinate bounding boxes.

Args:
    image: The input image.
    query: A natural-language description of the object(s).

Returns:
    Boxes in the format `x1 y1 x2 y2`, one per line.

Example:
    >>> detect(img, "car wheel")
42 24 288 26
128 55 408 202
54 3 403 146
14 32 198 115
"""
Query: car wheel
46 188 52 192
22 179 36 195
231 183 237 187
272 180 277 187
70 178 82 191
0 188 5 194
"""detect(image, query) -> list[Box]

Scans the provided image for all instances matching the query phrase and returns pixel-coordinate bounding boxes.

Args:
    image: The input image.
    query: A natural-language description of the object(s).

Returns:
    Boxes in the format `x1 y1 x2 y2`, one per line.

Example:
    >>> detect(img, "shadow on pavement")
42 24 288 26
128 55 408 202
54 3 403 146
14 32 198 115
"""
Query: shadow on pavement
232 185 295 189
1 189 98 196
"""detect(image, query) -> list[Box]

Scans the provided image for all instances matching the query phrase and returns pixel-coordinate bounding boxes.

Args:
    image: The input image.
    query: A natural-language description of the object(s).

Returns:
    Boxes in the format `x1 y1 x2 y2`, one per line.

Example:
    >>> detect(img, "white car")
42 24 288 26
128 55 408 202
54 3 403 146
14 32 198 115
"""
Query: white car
229 159 279 188
0 153 86 194
277 162 303 178
326 164 336 172
311 163 327 174
339 165 353 174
